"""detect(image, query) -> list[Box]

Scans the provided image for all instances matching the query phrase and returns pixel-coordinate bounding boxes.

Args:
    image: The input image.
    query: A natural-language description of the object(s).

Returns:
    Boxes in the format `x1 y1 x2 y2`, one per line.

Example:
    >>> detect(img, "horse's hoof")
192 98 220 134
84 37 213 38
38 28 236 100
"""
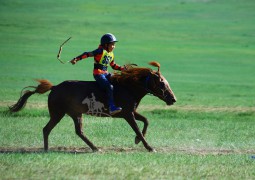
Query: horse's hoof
148 148 157 153
151 149 157 153
92 148 102 153
135 136 141 144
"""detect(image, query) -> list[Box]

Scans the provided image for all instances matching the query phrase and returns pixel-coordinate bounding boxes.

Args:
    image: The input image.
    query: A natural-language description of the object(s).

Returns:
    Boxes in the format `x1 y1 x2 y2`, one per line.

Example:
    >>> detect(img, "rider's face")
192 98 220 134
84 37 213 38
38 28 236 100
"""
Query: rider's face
107 42 115 52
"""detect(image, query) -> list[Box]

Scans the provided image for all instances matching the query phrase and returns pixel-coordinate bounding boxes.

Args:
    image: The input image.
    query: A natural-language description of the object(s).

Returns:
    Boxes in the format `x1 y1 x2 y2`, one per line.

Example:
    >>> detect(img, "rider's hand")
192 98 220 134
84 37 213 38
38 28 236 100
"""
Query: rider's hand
70 58 77 65
122 66 127 71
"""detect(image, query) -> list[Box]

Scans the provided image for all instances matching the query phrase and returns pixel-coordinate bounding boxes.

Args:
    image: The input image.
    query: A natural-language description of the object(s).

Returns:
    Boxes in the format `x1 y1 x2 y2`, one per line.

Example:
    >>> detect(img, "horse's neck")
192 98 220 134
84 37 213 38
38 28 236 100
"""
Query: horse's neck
115 81 148 101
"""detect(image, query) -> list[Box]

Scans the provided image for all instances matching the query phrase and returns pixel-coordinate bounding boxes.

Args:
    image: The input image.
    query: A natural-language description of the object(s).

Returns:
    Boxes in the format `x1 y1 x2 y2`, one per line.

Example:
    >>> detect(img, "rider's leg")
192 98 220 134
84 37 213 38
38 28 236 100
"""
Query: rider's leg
94 74 122 115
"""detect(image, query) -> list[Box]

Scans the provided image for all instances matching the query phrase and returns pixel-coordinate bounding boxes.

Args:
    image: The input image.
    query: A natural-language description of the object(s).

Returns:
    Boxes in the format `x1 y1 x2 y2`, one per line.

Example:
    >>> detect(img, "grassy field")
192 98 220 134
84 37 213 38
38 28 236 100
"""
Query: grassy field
1 0 255 179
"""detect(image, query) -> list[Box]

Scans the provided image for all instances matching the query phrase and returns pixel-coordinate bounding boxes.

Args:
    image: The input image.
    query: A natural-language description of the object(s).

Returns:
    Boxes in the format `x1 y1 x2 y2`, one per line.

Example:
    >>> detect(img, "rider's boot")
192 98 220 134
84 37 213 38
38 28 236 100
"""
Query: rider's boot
109 104 122 115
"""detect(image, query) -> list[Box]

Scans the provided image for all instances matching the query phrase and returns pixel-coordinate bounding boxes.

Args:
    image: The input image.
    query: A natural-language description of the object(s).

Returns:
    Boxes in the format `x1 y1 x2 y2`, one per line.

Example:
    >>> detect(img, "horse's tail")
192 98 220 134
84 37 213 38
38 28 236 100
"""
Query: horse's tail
9 79 53 113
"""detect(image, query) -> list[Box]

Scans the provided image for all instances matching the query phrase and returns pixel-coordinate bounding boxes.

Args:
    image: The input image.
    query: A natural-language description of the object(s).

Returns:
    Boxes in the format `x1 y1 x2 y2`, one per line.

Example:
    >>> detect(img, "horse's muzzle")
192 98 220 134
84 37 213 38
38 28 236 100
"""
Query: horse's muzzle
166 94 177 106
166 99 176 105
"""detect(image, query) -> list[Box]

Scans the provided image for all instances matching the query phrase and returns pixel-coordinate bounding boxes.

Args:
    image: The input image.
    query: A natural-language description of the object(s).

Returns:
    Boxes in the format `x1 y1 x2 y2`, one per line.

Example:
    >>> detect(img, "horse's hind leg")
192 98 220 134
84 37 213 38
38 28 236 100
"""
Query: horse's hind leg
43 112 65 151
71 114 99 152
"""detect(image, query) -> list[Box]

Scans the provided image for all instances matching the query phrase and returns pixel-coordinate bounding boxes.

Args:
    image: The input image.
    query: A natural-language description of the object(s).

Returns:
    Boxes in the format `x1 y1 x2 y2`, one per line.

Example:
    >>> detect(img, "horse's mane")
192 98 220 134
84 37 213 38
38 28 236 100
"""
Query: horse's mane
111 61 160 84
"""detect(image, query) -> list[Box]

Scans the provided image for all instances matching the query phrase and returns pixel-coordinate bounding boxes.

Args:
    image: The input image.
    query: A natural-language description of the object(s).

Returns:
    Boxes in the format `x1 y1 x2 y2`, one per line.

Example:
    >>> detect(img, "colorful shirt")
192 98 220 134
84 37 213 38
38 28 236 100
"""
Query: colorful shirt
75 46 123 75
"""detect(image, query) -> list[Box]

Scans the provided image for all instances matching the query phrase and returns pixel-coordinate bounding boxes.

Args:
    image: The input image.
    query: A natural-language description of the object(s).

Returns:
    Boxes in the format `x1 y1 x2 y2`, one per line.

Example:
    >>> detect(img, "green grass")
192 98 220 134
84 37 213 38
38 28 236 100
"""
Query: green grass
0 109 255 179
1 108 255 179
1 109 254 150
1 0 255 179
1 153 254 179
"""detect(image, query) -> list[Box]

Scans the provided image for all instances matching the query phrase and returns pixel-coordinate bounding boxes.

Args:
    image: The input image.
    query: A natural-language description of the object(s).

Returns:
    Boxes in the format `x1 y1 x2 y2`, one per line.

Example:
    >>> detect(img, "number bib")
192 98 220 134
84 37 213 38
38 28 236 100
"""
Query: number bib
98 50 114 67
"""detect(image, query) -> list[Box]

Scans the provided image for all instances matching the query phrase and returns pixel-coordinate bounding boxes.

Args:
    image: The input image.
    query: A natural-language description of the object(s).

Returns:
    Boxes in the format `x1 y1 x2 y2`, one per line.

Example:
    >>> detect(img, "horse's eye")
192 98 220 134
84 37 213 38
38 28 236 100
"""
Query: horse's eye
160 82 165 88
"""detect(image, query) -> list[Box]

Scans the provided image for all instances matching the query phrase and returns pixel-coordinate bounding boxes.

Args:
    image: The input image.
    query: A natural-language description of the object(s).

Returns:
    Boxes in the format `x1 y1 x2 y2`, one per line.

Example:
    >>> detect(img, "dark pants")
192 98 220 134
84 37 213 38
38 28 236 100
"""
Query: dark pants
94 73 114 106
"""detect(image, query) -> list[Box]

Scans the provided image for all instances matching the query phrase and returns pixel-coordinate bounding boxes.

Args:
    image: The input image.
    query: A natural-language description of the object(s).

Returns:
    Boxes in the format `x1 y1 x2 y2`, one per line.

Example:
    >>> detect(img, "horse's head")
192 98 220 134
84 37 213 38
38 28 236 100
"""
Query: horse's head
111 61 177 105
146 62 177 105
82 97 90 105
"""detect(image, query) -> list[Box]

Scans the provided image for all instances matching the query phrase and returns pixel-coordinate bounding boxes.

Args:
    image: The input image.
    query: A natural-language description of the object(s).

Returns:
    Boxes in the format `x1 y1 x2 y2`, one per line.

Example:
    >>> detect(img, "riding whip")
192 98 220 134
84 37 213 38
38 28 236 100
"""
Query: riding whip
57 37 72 64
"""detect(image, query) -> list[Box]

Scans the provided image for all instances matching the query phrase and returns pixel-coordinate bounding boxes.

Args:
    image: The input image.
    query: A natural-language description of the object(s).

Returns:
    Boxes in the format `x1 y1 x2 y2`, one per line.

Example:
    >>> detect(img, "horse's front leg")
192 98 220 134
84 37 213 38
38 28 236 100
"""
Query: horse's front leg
124 112 154 152
134 112 149 144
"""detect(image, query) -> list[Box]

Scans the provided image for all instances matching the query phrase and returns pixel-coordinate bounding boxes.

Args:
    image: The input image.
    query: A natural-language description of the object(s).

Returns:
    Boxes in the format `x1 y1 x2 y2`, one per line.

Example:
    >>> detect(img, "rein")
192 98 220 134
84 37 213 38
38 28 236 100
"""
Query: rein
144 76 154 95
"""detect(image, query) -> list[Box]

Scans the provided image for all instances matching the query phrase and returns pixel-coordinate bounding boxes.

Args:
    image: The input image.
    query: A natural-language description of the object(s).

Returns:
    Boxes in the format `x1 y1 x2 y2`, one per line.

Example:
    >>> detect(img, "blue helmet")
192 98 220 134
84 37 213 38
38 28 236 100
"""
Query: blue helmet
100 33 118 45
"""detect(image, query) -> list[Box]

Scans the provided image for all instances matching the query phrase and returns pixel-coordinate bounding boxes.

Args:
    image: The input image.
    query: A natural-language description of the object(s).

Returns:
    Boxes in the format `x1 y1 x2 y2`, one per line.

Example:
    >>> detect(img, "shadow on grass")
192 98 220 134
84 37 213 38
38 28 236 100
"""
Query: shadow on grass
0 147 92 154
0 146 148 154
1 146 255 155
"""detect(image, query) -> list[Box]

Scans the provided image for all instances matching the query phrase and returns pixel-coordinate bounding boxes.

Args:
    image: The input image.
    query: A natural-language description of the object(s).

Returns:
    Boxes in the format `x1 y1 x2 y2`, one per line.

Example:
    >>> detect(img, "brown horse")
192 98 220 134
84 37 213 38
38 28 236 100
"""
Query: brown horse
9 61 176 152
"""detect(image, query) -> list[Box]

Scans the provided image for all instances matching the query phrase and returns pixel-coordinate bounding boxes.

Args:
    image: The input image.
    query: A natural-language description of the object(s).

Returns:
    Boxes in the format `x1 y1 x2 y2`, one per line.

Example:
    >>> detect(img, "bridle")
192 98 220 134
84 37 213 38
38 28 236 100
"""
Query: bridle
144 74 168 100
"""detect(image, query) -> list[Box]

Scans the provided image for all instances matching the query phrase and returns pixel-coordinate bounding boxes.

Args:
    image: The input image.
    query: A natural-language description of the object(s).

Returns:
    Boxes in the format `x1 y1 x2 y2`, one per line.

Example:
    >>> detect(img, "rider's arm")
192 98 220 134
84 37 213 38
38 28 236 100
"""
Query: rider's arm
70 52 93 64
73 51 93 61
70 47 102 64
110 60 124 71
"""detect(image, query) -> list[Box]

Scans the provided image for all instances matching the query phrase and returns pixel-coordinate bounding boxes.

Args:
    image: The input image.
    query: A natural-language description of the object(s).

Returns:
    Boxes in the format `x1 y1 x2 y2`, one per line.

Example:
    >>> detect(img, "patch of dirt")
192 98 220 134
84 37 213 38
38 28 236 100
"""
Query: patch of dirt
0 146 254 155
138 105 255 113
0 146 141 154
158 147 255 155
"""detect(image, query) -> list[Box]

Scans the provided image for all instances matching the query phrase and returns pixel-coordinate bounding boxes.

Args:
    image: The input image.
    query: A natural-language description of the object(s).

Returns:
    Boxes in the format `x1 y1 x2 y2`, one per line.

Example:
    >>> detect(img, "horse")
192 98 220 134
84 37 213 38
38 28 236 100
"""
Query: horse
9 61 177 152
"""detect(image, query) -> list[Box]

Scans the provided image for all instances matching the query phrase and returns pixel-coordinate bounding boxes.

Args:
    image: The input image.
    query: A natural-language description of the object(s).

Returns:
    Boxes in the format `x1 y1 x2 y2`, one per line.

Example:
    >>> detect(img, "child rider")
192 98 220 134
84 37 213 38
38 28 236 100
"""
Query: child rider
70 33 124 115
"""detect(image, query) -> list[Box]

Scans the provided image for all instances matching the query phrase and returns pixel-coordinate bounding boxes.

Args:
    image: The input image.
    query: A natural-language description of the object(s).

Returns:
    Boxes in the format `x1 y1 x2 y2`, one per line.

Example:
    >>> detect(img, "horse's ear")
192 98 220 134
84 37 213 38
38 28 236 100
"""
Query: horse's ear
149 61 160 72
